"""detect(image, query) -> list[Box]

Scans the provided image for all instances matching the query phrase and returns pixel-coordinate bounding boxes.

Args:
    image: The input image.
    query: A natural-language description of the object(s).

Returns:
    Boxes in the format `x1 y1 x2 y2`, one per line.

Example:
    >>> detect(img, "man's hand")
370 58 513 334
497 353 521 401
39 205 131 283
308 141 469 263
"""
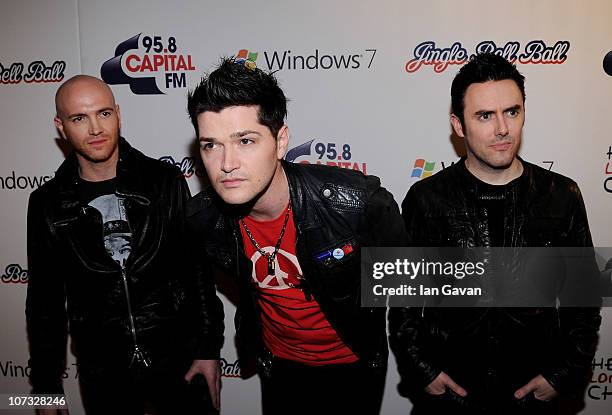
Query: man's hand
514 375 558 401
425 371 468 397
185 359 221 411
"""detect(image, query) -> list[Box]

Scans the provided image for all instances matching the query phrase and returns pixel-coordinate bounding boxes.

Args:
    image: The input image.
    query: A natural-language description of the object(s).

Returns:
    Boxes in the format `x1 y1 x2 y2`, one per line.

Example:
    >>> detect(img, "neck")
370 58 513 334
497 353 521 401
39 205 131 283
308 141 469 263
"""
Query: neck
465 156 523 185
249 162 290 221
77 149 119 182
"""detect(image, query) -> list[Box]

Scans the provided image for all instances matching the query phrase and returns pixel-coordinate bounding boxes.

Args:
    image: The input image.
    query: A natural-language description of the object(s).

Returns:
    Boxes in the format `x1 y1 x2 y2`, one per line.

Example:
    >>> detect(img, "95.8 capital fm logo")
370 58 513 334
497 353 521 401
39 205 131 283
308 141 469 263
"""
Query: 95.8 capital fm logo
404 40 570 74
101 33 196 94
285 140 367 174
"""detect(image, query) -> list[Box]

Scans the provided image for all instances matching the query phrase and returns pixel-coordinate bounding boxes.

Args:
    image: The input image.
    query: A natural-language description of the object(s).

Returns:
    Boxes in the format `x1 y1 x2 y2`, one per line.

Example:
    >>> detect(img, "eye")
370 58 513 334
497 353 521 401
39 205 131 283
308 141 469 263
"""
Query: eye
71 116 83 123
200 142 215 151
478 113 491 121
100 111 112 118
239 138 254 145
506 109 519 117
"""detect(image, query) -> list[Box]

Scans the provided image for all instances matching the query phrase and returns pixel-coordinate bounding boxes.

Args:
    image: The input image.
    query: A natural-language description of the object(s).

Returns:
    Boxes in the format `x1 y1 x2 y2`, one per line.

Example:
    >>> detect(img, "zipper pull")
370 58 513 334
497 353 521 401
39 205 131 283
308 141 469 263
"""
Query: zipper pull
130 345 151 368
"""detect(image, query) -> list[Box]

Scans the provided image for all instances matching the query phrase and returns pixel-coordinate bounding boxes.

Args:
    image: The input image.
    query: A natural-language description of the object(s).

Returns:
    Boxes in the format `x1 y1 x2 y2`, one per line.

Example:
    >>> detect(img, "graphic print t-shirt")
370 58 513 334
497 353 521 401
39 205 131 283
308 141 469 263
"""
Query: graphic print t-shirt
240 206 358 365
79 178 132 266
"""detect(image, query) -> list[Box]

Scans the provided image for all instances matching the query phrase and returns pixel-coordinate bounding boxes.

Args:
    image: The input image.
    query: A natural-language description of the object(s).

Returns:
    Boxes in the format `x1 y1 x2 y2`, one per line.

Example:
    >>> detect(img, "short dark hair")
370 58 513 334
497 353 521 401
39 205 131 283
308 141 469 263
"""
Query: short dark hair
451 53 525 126
187 57 288 138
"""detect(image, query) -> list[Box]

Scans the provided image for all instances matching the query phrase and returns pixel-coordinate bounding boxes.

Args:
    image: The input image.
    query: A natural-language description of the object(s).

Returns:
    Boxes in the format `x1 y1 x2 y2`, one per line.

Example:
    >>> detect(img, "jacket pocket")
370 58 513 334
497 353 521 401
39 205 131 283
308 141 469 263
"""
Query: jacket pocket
312 238 360 301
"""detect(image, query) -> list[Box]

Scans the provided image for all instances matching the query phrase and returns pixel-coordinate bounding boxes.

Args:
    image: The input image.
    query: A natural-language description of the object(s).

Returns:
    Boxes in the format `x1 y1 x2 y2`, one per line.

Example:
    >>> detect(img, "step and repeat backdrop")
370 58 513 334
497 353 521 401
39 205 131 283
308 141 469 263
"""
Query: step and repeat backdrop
1 0 612 413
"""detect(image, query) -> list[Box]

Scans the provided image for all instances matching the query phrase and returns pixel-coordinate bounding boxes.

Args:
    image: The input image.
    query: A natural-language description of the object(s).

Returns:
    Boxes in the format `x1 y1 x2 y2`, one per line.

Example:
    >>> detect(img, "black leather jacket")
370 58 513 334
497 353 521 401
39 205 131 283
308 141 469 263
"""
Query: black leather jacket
389 159 601 409
26 138 224 393
186 161 405 375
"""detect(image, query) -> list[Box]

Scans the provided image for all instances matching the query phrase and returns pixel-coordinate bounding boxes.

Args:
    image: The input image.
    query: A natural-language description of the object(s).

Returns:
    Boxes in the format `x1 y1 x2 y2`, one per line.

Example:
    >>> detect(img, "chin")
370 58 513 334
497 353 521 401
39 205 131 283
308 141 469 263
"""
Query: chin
81 151 115 163
215 189 254 206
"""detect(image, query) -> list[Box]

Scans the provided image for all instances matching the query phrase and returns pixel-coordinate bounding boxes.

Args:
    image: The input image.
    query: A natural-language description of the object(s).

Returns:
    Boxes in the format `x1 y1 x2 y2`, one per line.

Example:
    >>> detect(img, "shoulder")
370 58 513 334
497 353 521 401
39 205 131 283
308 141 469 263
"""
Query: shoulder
524 160 579 193
286 161 383 194
186 188 215 217
128 146 183 180
412 160 461 193
522 161 585 213
286 161 385 211
185 187 223 233
28 177 60 207
403 160 463 212
288 161 369 184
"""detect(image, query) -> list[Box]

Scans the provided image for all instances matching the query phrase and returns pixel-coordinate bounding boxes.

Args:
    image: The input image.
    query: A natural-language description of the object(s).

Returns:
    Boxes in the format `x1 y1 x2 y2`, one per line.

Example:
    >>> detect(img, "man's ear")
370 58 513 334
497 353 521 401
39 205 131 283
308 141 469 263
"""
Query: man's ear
276 125 289 160
54 115 67 140
116 104 122 130
450 113 465 138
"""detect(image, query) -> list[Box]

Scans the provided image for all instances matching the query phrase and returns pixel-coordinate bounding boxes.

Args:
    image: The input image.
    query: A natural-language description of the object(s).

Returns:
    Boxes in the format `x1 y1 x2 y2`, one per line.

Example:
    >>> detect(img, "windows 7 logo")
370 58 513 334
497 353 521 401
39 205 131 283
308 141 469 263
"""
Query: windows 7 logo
411 159 436 179
235 49 258 69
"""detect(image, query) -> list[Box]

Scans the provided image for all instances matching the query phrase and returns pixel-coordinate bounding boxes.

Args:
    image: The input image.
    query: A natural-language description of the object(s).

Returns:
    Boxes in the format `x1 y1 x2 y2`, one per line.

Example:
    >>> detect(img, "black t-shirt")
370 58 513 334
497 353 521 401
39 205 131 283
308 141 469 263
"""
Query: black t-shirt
475 180 507 247
78 177 132 266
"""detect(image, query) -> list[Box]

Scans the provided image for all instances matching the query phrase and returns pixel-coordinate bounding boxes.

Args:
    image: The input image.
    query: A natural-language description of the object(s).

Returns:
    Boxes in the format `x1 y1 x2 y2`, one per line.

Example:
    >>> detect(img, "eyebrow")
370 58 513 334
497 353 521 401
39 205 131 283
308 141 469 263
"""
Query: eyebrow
66 107 114 118
473 105 522 117
199 130 262 142
230 130 261 138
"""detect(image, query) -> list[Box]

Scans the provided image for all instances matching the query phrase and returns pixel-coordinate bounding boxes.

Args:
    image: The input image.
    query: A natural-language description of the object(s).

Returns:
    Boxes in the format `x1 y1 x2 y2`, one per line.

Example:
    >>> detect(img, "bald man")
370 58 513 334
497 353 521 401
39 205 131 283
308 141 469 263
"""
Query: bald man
26 75 224 414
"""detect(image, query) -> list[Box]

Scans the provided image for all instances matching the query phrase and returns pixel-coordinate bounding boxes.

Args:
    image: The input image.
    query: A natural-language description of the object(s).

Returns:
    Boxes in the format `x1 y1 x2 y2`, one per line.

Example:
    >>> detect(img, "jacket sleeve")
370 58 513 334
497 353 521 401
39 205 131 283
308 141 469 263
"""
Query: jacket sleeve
365 178 441 392
364 175 406 247
388 185 442 395
176 177 225 360
190 237 225 359
542 183 601 396
25 190 68 394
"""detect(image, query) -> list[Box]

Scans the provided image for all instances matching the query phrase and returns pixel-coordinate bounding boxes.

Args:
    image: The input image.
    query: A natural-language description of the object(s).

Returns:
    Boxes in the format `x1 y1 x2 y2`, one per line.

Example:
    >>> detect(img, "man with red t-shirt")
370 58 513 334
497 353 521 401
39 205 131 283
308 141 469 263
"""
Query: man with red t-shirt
186 58 405 414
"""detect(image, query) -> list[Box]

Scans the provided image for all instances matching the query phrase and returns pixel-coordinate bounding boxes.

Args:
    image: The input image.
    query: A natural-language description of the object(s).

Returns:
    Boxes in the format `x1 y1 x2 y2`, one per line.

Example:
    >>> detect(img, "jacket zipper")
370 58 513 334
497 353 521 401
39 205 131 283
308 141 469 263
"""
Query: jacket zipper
120 266 151 367
79 203 150 367
114 194 152 369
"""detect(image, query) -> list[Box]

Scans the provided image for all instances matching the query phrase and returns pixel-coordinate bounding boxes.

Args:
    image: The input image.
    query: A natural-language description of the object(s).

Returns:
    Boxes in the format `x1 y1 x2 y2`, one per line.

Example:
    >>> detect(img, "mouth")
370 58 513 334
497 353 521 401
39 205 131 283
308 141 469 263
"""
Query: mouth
220 178 245 188
88 138 108 147
490 141 512 151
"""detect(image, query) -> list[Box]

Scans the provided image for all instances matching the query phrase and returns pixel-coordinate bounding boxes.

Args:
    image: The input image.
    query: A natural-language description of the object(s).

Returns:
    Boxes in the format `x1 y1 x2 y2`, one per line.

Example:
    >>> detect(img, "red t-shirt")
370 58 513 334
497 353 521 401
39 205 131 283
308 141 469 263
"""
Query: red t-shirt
240 205 358 366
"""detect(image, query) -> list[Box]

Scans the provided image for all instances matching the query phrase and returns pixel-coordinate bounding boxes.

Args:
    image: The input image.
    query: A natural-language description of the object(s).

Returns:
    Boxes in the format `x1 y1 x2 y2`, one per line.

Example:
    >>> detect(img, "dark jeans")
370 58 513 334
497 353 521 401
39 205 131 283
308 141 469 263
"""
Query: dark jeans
78 354 215 415
260 357 386 415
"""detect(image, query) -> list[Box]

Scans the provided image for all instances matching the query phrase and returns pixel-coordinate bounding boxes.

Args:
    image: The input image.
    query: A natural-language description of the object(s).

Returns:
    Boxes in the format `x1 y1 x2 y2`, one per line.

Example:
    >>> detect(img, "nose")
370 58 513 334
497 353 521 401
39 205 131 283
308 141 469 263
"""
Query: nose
221 146 239 173
495 115 509 137
89 117 103 136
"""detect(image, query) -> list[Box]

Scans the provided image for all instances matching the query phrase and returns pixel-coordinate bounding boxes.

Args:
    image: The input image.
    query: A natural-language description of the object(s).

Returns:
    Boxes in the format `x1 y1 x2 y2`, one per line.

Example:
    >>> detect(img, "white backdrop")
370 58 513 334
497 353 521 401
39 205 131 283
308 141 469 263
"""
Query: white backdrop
2 0 612 413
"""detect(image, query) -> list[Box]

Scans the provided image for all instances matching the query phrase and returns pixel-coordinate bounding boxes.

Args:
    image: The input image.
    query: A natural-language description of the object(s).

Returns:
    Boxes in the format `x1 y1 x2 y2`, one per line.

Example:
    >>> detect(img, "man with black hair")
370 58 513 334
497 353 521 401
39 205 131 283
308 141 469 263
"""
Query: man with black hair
186 58 405 414
26 75 224 414
389 53 601 414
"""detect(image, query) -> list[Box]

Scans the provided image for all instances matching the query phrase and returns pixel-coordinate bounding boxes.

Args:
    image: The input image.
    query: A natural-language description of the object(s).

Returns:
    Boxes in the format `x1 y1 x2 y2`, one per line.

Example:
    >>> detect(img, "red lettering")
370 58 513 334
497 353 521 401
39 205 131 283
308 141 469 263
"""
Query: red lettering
126 55 140 72
140 55 153 71
176 55 187 71
187 55 196 70
153 55 164 71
